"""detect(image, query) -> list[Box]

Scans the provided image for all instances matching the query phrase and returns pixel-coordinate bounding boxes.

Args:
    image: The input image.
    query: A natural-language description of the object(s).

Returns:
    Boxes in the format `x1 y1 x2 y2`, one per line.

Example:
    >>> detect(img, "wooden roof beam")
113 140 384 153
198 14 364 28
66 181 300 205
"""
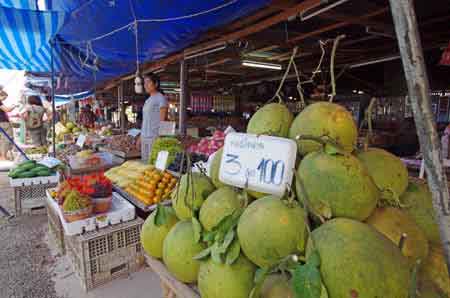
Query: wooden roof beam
288 7 389 44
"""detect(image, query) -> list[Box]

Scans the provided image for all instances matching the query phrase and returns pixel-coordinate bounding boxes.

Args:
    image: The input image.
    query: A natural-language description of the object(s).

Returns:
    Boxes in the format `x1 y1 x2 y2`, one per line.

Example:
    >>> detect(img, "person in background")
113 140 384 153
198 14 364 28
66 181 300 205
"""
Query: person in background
79 104 96 128
22 95 47 146
0 86 18 160
141 73 168 162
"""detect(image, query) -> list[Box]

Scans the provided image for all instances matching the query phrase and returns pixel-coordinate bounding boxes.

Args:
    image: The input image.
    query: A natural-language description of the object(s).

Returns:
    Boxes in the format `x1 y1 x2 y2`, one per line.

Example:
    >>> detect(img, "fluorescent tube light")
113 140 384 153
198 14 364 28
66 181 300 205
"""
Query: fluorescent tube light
184 43 227 60
242 60 282 70
301 0 351 21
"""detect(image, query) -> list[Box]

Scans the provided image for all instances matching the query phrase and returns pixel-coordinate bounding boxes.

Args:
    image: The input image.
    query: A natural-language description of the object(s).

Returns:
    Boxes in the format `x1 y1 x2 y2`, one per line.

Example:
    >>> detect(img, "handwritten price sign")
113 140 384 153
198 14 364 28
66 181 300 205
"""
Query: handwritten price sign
219 133 297 197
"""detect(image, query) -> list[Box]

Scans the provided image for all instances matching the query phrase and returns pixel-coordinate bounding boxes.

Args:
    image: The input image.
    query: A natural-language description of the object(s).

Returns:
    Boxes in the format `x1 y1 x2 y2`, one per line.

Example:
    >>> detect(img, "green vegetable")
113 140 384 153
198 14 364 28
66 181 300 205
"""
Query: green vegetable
36 170 52 177
19 171 37 178
149 137 183 165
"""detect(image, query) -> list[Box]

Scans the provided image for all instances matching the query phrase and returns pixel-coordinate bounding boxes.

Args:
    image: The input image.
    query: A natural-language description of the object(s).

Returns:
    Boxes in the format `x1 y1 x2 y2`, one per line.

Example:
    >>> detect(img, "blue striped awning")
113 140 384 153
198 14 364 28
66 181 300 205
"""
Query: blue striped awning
0 0 37 10
0 5 67 72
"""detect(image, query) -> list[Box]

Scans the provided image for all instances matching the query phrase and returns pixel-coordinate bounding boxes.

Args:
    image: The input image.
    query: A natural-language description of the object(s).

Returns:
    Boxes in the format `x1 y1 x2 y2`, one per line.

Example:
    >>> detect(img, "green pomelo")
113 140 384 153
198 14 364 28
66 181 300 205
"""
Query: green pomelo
199 187 241 231
210 148 225 188
401 178 441 245
247 103 293 137
297 151 379 221
198 254 256 298
310 218 411 298
171 172 215 220
289 102 357 155
357 148 409 202
419 245 450 297
237 197 307 268
260 274 294 298
162 221 204 283
366 207 429 265
140 209 178 259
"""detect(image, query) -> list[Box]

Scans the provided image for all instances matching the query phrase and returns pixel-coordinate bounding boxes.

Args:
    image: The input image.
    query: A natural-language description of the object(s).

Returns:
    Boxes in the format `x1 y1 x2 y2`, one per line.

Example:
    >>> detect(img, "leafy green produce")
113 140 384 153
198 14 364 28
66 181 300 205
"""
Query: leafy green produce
149 137 183 166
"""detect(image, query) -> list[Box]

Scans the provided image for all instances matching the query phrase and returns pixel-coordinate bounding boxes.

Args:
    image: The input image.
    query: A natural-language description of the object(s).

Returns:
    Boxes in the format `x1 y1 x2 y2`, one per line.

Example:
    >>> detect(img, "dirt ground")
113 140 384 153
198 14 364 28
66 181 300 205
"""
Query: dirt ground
0 172 163 298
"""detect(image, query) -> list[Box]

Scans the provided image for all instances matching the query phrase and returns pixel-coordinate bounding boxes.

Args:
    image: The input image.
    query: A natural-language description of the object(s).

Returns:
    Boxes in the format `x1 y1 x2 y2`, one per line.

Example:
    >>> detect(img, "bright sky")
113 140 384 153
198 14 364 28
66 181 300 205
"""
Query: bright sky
0 69 25 105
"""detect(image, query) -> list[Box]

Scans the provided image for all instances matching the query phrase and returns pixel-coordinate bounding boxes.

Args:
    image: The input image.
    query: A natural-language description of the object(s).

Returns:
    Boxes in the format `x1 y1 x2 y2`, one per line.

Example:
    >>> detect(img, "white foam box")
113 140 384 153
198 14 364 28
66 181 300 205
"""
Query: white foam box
45 190 136 236
10 173 60 187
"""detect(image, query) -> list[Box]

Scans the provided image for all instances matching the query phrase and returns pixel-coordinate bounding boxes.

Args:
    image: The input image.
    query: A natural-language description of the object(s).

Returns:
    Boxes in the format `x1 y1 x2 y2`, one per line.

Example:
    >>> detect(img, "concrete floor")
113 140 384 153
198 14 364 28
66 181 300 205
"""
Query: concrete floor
0 172 164 298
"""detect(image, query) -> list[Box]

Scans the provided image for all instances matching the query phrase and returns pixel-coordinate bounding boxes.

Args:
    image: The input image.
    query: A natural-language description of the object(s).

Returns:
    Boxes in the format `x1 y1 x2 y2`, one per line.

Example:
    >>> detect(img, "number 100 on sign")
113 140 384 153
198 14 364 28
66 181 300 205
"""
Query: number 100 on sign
219 133 297 197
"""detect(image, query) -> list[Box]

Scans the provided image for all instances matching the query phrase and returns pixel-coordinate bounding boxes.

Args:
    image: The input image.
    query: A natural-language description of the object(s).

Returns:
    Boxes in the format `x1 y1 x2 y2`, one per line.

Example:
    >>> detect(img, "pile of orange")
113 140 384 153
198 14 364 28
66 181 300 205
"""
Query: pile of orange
125 169 178 206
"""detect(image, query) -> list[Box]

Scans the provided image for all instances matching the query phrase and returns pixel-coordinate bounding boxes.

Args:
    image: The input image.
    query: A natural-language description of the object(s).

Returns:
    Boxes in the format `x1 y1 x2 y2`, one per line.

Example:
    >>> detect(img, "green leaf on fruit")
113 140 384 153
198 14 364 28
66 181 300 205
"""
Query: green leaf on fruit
192 217 202 243
249 268 269 298
219 229 235 253
211 242 223 264
292 262 323 298
193 247 211 261
225 240 240 265
154 204 170 227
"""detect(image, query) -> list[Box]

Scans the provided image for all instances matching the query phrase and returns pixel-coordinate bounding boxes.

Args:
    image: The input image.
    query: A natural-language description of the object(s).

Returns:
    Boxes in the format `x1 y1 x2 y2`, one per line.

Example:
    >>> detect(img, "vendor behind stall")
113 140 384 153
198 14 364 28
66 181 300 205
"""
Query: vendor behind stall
79 104 96 128
22 95 47 146
141 73 168 162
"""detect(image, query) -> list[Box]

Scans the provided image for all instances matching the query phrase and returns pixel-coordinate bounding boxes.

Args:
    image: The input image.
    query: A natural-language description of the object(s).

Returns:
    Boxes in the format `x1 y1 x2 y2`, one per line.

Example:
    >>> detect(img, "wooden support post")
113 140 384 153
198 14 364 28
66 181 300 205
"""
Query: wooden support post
118 82 125 133
179 60 188 136
389 0 450 272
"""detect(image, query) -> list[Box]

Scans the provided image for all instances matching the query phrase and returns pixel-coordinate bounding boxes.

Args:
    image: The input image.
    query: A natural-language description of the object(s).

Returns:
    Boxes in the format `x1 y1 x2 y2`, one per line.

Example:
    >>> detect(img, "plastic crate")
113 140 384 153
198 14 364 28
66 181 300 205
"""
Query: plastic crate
14 182 57 215
47 203 65 255
65 218 145 291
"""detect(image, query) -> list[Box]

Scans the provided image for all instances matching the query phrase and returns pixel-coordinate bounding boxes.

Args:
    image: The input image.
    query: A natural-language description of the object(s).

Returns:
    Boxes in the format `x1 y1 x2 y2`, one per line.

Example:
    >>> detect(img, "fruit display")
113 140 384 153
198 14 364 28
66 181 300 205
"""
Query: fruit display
247 103 293 137
61 189 93 222
9 160 55 179
188 130 225 157
106 134 140 153
141 205 178 259
149 137 183 165
288 102 358 155
56 121 82 142
104 161 152 188
171 172 215 220
125 168 178 206
162 220 205 283
55 173 113 214
138 100 447 298
357 147 409 205
56 144 80 163
24 146 48 155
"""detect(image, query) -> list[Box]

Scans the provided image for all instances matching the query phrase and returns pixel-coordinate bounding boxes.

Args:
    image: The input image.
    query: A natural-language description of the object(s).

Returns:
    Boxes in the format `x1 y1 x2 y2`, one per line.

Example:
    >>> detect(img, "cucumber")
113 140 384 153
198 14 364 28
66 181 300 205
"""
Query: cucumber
36 170 51 177
18 171 37 178
18 163 37 172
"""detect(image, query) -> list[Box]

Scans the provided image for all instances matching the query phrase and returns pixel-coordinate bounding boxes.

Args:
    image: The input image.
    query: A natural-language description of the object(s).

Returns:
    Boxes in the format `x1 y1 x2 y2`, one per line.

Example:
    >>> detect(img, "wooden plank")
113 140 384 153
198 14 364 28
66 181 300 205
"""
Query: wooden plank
145 254 200 298
288 7 389 43
389 0 450 272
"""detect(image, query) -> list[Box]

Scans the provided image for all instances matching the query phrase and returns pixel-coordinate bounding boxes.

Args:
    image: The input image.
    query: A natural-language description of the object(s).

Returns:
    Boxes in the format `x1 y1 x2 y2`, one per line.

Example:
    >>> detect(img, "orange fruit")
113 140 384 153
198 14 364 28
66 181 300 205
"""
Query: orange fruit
153 173 162 181
155 189 163 196
164 172 172 179
158 182 166 189
170 178 178 184
162 177 170 184
154 195 161 203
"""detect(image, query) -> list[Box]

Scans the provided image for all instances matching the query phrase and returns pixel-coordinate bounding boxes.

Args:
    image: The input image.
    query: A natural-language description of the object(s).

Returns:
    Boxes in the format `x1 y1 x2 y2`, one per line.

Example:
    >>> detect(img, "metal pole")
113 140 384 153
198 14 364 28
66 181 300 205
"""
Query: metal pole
50 39 56 157
389 0 450 272
118 82 125 133
179 59 188 136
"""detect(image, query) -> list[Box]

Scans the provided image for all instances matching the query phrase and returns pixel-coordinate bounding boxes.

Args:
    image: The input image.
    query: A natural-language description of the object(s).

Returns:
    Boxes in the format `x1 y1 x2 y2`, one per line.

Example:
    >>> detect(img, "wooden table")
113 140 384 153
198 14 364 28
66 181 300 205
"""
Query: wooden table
145 254 199 298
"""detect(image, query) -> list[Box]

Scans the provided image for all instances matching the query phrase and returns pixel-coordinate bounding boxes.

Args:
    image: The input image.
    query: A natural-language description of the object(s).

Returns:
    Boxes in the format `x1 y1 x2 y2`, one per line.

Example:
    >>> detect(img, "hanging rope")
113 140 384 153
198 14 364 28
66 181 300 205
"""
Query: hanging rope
329 34 345 102
292 61 305 108
270 47 299 103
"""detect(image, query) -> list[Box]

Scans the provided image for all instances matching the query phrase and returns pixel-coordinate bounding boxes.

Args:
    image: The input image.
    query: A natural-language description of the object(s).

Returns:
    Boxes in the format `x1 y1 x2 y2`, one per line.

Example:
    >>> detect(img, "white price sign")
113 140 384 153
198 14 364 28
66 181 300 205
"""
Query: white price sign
76 134 86 148
155 150 169 171
219 133 297 197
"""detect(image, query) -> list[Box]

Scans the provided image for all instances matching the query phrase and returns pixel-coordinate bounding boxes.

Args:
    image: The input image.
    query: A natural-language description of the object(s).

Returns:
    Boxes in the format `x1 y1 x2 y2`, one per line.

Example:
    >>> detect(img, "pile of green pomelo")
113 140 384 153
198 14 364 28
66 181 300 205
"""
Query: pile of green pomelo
140 101 449 298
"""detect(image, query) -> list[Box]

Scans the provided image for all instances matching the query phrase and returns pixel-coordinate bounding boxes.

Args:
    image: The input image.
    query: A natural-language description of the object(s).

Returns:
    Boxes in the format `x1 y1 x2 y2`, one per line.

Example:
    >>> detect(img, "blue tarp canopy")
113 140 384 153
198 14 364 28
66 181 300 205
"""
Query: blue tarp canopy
0 0 270 94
